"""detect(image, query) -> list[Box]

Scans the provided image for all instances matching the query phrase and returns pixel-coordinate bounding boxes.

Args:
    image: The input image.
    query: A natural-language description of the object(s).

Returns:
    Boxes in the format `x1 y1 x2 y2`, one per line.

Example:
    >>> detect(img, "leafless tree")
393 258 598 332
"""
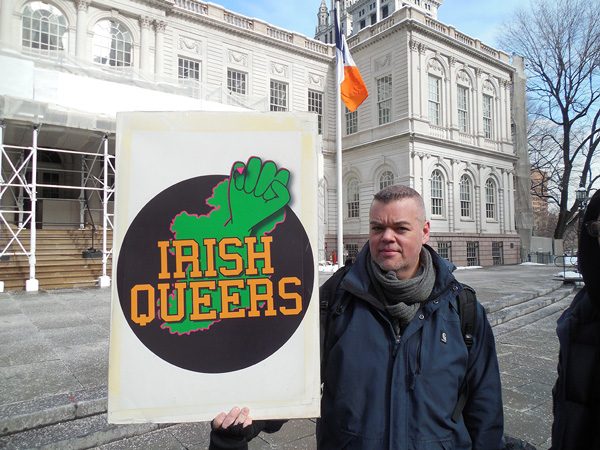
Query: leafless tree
499 0 600 239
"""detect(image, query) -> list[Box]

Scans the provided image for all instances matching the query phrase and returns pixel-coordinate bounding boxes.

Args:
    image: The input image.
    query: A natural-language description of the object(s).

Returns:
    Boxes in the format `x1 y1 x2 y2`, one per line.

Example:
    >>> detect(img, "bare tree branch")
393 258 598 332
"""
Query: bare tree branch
499 0 600 239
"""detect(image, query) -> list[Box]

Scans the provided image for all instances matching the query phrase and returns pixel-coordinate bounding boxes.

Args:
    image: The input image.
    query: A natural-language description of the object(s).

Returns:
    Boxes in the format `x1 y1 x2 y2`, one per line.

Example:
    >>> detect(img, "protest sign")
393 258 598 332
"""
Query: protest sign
108 111 320 423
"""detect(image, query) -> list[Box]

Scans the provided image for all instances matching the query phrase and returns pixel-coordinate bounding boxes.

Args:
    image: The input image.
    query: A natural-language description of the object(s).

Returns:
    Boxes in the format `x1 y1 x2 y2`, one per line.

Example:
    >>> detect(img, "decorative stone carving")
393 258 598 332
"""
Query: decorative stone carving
409 39 420 52
271 62 289 77
154 20 167 33
76 0 91 12
428 58 443 74
308 73 324 87
139 16 153 29
228 50 248 66
475 67 483 78
456 69 470 85
483 79 496 95
179 36 202 54
449 56 457 67
374 54 391 72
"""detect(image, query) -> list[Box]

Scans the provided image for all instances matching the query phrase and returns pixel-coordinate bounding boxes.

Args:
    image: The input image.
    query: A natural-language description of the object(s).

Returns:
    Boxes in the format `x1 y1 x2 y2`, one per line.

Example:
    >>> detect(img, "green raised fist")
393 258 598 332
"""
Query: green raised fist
227 157 291 233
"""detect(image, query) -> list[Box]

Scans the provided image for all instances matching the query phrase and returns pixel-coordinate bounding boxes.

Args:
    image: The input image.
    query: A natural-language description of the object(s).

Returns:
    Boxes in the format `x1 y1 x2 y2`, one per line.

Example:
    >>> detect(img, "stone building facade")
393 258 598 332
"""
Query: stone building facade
0 0 530 270
315 0 530 265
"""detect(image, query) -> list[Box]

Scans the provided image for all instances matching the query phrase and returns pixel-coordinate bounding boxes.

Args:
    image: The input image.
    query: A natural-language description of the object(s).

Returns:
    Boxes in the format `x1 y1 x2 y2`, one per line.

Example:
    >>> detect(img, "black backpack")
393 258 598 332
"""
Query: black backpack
319 263 477 423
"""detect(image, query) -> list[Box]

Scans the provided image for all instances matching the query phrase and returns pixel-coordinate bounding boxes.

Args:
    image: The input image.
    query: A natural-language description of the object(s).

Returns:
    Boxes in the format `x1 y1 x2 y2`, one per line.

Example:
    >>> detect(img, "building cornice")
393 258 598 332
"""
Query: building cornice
334 130 518 165
347 8 515 75
164 1 334 63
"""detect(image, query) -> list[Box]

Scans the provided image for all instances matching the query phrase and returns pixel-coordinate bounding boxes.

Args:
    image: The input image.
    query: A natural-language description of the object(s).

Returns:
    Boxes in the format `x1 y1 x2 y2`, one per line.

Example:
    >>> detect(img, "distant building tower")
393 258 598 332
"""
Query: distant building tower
317 0 330 41
315 0 443 42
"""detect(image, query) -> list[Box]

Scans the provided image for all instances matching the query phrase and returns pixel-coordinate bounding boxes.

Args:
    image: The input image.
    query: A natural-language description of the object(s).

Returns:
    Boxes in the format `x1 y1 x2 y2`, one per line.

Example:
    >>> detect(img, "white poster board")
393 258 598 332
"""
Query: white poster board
108 111 321 423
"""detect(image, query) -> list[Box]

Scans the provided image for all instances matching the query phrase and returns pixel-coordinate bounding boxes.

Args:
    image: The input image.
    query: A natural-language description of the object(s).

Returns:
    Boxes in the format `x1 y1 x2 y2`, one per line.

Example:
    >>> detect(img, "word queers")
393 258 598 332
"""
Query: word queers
129 236 304 326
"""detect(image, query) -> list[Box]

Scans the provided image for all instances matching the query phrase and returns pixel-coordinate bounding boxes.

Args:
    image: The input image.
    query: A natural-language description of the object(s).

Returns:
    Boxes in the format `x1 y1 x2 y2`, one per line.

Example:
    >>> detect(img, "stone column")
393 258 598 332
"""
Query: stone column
154 20 166 76
139 15 152 73
75 0 91 58
1 0 13 43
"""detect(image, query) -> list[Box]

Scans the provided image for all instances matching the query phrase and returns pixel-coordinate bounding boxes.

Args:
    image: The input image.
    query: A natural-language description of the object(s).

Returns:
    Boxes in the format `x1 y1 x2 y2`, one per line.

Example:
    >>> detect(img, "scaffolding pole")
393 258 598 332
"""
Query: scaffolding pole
26 126 39 291
99 135 111 287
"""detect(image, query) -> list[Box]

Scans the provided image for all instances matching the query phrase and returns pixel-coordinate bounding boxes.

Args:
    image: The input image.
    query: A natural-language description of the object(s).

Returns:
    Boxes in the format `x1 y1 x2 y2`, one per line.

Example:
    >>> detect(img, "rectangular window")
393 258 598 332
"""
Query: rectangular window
483 95 493 139
227 69 246 95
428 76 440 126
308 90 323 134
178 57 200 81
457 86 468 132
377 75 392 125
467 242 479 266
437 242 452 261
345 107 358 135
270 80 288 111
492 242 503 265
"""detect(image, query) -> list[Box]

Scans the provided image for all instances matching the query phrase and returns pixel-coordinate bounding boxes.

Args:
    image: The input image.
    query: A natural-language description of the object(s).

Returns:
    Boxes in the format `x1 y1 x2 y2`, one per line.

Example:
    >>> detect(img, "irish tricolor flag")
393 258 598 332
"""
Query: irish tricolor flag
334 0 368 112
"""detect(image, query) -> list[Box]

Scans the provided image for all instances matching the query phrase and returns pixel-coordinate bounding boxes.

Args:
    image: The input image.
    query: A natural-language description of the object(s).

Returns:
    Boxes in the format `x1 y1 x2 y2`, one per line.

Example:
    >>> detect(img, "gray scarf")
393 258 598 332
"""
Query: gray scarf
368 248 436 336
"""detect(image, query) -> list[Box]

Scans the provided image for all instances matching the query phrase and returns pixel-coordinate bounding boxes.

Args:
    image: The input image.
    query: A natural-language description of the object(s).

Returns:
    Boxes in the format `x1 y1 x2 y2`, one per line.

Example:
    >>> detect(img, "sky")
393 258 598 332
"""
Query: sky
212 0 527 50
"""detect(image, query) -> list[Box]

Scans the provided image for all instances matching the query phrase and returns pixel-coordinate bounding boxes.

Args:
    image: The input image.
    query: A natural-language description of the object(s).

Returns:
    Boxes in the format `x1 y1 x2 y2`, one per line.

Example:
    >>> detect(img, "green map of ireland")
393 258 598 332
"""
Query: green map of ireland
159 157 292 334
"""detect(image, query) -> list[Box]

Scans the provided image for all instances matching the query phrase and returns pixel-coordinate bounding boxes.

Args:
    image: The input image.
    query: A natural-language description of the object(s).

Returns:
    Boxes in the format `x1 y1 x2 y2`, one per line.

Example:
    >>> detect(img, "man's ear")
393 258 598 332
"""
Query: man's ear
422 220 431 245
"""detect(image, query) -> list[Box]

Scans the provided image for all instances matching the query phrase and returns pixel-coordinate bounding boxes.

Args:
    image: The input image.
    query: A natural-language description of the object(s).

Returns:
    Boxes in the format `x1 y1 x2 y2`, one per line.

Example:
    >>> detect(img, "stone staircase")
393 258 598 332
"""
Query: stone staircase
0 227 112 291
0 280 578 449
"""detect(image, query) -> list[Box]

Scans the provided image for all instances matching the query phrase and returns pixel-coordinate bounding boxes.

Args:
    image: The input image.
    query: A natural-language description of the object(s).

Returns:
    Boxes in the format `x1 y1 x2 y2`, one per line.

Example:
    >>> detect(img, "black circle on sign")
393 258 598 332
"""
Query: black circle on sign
116 175 314 373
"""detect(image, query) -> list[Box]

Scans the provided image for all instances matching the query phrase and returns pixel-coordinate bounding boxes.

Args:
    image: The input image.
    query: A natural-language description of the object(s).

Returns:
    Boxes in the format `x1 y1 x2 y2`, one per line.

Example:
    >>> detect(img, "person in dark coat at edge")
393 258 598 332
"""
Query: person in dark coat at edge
551 189 600 450
209 184 506 450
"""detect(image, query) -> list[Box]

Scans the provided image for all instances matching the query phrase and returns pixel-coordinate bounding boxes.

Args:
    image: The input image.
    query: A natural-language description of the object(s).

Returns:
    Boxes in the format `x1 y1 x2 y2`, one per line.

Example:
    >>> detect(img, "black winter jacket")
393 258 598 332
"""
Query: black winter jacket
551 190 600 450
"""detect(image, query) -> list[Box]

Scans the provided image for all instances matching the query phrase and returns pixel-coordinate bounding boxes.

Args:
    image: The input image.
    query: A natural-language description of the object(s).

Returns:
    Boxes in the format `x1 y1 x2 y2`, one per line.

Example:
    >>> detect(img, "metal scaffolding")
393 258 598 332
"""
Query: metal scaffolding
0 123 115 291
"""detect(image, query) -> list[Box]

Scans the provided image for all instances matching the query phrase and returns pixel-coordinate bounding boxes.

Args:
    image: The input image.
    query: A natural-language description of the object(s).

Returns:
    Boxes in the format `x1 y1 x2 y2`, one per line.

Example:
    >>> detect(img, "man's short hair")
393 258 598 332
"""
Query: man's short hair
372 184 427 223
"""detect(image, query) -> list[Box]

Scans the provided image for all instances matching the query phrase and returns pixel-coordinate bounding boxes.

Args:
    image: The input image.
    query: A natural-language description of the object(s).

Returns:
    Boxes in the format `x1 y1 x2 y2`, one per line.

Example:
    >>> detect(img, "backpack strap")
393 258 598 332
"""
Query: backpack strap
319 263 353 377
451 284 478 423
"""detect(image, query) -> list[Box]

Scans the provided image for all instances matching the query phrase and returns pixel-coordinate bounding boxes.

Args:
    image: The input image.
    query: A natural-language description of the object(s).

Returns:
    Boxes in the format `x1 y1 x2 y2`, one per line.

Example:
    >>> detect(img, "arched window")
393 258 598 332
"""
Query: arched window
347 178 360 218
379 171 394 190
459 175 472 218
485 178 497 220
93 20 133 67
22 2 68 52
430 170 444 217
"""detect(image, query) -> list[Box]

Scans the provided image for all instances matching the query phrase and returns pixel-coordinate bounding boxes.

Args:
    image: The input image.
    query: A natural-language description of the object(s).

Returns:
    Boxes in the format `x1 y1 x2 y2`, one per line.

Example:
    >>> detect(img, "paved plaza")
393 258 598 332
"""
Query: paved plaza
0 263 578 449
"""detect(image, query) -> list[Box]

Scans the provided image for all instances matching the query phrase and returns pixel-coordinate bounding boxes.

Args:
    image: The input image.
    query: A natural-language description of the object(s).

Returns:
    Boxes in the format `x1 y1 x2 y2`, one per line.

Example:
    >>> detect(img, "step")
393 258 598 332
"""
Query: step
486 285 575 327
483 283 565 315
0 387 107 437
492 291 577 337
0 413 162 449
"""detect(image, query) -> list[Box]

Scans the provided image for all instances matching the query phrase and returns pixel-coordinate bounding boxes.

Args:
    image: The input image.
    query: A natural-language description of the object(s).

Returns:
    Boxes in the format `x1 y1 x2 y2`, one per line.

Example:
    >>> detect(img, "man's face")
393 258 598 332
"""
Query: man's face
369 198 430 280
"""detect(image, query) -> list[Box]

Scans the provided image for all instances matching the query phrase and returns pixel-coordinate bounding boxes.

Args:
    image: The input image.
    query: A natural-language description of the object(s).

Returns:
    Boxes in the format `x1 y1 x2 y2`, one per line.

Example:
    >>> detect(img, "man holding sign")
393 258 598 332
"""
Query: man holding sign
210 184 505 449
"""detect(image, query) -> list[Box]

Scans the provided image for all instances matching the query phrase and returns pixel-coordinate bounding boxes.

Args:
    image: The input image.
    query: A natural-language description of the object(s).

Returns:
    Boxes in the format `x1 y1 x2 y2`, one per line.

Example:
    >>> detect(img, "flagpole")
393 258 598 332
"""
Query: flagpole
335 0 344 268
336 63 344 268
